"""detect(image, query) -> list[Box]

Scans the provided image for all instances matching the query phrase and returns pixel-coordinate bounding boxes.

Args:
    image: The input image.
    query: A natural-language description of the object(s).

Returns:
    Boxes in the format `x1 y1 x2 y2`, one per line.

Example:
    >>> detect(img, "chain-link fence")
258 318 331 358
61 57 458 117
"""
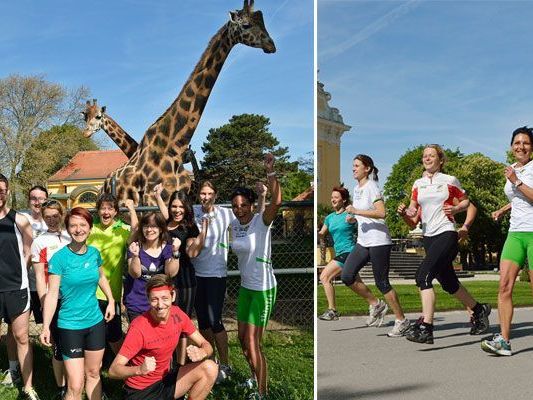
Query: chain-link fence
2 201 313 338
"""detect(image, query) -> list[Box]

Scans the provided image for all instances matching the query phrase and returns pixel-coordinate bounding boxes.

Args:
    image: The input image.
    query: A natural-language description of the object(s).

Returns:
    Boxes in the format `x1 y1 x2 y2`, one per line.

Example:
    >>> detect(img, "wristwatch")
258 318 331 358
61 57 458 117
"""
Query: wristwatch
514 179 523 187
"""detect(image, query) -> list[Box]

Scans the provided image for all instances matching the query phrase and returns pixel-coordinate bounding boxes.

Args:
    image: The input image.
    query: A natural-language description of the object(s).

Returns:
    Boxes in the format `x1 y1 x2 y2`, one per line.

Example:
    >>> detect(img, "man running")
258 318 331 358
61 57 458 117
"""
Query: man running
109 274 218 400
0 174 40 400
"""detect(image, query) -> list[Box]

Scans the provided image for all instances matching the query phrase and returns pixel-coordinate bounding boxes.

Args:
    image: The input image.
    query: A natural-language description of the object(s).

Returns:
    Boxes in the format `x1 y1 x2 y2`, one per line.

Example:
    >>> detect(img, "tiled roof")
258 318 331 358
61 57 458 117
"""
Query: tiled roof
292 185 314 201
48 150 128 181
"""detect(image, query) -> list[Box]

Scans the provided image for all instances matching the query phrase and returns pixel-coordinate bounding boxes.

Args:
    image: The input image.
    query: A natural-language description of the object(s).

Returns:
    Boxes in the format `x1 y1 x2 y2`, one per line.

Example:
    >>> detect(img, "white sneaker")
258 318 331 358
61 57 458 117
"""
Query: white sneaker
366 299 388 327
387 318 411 337
215 364 232 384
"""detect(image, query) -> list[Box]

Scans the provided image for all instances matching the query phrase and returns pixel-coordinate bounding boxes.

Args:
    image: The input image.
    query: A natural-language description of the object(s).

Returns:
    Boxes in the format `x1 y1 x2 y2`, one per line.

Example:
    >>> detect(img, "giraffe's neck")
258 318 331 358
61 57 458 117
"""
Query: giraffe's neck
139 23 234 156
102 115 138 158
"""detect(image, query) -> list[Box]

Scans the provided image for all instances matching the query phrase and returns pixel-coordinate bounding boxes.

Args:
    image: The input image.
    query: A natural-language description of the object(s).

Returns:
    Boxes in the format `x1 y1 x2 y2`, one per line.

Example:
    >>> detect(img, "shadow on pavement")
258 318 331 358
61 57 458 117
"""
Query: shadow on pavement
317 382 435 399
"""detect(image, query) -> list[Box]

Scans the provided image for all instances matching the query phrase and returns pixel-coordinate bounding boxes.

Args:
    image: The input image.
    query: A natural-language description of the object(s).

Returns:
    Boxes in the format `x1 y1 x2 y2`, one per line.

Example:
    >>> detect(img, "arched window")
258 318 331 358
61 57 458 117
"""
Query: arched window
78 191 97 204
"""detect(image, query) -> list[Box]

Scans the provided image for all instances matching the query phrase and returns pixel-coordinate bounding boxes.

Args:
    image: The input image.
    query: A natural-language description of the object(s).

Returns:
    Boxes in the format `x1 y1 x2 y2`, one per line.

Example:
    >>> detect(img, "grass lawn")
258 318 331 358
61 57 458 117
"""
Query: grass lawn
0 330 313 400
317 281 533 316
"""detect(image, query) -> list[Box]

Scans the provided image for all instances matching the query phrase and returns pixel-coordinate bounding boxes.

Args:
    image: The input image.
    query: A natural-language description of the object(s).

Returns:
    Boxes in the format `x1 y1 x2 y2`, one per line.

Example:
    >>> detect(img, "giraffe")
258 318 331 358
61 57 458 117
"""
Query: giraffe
81 99 138 158
103 0 276 206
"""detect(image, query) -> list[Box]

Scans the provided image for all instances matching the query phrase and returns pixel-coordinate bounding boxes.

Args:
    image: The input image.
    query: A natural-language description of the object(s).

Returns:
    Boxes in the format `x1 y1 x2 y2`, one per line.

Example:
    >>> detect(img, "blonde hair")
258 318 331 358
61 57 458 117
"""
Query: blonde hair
423 144 447 172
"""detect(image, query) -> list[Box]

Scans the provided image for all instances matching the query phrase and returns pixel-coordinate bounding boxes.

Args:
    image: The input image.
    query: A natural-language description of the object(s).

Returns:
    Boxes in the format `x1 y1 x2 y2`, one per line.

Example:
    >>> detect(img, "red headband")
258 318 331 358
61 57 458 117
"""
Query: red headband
149 285 174 293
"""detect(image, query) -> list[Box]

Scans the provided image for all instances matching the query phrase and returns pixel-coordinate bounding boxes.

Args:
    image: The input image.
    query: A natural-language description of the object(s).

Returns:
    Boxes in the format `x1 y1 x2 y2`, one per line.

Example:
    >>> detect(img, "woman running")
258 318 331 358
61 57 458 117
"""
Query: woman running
40 207 115 400
481 126 533 356
318 186 357 321
341 155 410 336
230 154 281 398
31 199 70 400
398 144 491 344
124 212 180 322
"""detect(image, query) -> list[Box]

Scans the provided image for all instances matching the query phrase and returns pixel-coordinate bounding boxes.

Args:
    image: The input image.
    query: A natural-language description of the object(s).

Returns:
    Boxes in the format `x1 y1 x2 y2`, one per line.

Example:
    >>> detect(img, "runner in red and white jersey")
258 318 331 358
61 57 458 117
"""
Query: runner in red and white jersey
398 144 491 344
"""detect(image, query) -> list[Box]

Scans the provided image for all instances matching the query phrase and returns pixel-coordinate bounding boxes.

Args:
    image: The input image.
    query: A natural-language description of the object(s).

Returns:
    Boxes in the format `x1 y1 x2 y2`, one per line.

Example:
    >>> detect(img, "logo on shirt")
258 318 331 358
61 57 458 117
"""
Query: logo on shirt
84 262 90 269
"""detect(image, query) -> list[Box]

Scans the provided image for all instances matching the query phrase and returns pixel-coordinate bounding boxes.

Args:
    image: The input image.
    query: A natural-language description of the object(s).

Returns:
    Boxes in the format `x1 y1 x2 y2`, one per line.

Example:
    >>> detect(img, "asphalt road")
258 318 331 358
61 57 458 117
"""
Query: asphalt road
318 307 533 399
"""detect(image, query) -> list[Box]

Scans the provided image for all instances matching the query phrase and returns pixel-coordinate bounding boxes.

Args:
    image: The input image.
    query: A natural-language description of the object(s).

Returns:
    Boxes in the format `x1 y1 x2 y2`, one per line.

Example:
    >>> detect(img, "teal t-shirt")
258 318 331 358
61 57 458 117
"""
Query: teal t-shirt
324 211 357 255
48 245 103 330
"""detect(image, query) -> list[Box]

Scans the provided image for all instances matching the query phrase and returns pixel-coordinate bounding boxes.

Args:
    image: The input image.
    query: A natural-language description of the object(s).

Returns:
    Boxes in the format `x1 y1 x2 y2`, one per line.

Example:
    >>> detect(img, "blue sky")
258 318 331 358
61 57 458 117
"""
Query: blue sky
1 0 313 164
319 0 533 188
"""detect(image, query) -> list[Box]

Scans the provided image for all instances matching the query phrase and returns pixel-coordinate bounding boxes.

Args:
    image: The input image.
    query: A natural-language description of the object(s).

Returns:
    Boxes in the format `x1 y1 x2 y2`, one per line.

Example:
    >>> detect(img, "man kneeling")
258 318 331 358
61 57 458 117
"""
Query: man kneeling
109 274 218 400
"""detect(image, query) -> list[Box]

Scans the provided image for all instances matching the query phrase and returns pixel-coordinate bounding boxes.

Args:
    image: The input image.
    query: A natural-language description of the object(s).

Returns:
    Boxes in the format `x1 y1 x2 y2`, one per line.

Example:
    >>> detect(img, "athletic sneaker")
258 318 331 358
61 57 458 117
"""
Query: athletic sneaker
318 309 340 321
240 377 258 390
406 323 434 344
481 333 512 356
366 299 388 327
216 364 233 384
0 368 22 387
21 387 41 400
470 303 491 335
387 318 411 337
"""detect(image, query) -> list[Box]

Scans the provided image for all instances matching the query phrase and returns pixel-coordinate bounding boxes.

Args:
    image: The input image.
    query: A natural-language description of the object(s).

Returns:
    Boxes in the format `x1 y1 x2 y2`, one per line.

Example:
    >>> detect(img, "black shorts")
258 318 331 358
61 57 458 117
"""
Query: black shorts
30 290 43 324
124 369 179 400
51 301 63 361
195 276 226 333
333 252 351 267
58 319 106 360
98 300 123 343
0 288 30 324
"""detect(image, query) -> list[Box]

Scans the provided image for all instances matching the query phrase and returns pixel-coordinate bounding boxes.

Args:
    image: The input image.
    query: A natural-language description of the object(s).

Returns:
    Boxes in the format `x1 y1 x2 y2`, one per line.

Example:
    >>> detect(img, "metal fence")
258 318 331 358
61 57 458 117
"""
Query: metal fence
2 201 313 339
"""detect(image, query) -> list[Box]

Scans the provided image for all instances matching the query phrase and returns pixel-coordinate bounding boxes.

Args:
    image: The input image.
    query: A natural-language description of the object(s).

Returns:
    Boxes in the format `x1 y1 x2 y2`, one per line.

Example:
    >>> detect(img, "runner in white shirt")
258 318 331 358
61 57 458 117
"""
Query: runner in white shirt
230 154 281 398
192 181 235 380
31 199 70 399
482 127 533 356
341 155 410 337
398 144 490 344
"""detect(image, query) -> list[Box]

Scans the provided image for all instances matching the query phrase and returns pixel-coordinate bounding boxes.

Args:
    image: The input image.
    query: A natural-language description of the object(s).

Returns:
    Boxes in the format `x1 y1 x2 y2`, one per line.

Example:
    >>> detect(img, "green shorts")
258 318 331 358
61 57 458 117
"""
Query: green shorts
501 232 533 269
237 286 277 327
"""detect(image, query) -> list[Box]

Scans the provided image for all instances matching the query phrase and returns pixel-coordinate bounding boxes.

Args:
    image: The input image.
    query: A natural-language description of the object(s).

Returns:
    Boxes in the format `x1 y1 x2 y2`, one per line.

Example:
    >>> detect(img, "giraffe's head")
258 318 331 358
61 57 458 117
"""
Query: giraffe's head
81 99 106 138
228 0 276 54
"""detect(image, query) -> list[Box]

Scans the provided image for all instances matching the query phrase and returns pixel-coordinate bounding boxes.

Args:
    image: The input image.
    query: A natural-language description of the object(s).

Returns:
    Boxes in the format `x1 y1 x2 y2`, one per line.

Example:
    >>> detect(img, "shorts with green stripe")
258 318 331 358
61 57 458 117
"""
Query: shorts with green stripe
501 232 533 269
237 286 277 327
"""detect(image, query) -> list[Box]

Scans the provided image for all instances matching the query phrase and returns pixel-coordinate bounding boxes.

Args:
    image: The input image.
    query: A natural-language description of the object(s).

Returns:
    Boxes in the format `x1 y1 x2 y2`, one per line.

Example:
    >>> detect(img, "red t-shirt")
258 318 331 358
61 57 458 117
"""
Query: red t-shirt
119 305 196 389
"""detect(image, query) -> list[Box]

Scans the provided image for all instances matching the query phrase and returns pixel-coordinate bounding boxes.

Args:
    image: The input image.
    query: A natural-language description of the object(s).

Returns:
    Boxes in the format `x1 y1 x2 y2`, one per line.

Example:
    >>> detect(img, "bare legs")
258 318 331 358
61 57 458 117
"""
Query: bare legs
319 261 342 310
238 322 268 395
63 349 104 400
348 275 378 306
497 260 521 341
10 311 33 391
384 289 405 321
174 359 218 400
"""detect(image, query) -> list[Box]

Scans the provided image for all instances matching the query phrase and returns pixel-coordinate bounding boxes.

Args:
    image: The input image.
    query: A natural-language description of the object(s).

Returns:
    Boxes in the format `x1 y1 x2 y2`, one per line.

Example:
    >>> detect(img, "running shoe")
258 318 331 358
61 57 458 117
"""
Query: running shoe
366 299 388 327
405 323 434 344
318 309 340 321
387 318 411 337
21 387 41 400
240 377 258 390
216 364 233 384
470 303 491 335
481 333 512 356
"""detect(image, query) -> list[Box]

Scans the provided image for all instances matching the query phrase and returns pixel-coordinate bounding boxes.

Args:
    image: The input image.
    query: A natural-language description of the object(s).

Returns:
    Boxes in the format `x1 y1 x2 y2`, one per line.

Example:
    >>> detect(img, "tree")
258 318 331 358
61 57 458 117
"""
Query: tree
17 124 99 200
383 145 463 237
0 74 89 205
282 169 313 201
201 114 297 201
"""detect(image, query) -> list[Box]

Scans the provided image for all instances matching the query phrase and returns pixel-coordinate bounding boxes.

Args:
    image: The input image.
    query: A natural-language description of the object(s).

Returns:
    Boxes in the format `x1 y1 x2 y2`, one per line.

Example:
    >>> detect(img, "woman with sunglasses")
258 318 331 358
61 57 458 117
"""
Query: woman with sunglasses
230 154 281 398
124 212 180 323
31 199 70 399
40 207 115 400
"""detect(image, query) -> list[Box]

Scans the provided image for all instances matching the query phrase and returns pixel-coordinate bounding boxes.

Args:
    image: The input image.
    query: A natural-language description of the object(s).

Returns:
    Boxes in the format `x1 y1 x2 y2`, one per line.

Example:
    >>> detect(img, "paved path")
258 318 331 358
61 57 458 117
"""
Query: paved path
318 307 533 399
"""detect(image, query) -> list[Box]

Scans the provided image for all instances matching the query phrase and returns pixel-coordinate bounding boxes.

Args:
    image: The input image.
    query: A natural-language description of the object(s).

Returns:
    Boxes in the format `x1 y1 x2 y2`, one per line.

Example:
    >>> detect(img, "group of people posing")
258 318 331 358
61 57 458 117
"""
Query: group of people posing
319 127 533 356
0 154 281 400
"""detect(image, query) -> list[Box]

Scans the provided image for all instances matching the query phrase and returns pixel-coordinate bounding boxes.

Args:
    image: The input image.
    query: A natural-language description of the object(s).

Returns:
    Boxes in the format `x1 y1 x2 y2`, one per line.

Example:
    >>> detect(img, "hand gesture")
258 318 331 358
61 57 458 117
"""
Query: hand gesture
397 203 407 215
153 183 164 197
504 166 517 184
346 205 357 215
104 302 116 322
346 214 357 224
172 237 181 253
405 206 418 218
442 203 456 216
40 326 52 347
140 356 156 375
264 153 275 172
255 181 267 196
129 241 140 258
186 345 207 362
492 209 504 221
124 199 135 211
457 226 469 241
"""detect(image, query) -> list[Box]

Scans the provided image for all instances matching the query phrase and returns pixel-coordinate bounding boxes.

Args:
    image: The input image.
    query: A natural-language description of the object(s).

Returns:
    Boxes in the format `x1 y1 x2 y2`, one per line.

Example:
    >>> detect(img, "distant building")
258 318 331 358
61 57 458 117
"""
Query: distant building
47 150 128 208
317 81 351 205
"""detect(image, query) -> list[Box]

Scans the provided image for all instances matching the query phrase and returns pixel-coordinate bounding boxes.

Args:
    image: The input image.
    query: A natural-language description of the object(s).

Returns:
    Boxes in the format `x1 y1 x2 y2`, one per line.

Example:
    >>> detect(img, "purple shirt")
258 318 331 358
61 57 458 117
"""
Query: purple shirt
124 244 173 313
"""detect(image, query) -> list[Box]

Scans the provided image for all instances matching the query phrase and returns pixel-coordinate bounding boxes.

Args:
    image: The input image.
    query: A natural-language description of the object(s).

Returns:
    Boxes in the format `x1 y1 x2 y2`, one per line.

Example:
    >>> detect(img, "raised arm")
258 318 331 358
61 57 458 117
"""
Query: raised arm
262 154 282 226
187 218 208 258
153 183 169 220
127 242 142 279
165 240 180 278
124 199 139 238
256 181 267 214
